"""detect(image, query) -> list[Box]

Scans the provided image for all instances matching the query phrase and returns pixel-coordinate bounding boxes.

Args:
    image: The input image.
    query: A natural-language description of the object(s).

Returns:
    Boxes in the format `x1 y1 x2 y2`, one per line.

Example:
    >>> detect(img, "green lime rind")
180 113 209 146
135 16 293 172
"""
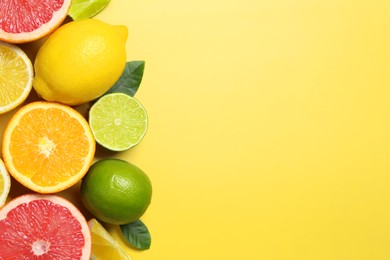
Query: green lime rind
81 159 152 224
68 0 111 21
89 93 148 151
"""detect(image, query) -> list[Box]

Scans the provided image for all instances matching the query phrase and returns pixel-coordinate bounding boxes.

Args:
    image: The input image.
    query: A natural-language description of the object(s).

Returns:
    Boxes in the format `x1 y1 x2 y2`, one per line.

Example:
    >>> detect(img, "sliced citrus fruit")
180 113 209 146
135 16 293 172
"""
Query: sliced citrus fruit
0 159 11 208
0 0 72 43
88 218 132 260
69 0 111 21
0 194 91 259
0 42 33 114
2 101 96 193
89 93 148 151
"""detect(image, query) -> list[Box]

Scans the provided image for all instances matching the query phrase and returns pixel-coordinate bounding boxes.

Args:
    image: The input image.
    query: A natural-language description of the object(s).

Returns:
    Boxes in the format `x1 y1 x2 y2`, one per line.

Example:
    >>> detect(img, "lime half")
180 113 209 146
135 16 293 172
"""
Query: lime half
68 0 111 21
89 93 148 151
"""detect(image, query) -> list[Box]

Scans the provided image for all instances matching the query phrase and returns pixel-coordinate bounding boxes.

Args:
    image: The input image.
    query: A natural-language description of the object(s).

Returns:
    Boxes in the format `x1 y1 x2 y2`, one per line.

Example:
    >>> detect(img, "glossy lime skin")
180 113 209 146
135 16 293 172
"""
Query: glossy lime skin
81 159 152 224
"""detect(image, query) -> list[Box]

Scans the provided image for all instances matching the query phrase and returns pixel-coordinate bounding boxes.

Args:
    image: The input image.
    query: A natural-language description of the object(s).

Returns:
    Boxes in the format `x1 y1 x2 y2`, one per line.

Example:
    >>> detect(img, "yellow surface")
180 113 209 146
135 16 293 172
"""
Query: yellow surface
3 0 390 259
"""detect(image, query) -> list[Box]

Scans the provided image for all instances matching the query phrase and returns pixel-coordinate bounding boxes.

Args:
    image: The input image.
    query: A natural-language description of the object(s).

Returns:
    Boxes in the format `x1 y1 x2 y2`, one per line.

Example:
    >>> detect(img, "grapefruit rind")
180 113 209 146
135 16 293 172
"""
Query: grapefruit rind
2 101 96 194
0 194 91 259
0 0 72 43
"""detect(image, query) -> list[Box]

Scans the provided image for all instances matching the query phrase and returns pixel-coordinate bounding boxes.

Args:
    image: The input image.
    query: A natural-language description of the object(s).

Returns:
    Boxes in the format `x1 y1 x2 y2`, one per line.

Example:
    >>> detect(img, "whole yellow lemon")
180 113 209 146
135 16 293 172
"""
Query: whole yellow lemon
33 19 128 105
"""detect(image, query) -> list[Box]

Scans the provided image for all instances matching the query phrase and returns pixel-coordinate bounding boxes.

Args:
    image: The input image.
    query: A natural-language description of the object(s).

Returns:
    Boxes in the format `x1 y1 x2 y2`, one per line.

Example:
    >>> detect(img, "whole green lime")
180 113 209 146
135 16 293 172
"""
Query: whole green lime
80 159 152 224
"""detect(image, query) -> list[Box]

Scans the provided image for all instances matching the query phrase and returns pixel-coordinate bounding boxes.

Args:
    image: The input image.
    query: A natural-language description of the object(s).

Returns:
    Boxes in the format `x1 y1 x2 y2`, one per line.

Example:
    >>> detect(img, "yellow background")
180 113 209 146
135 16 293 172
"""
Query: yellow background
4 0 390 259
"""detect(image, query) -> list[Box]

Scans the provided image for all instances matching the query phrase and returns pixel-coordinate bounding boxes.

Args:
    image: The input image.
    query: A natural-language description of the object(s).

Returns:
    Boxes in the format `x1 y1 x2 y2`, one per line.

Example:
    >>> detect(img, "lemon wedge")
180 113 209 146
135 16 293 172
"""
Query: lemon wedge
88 218 132 260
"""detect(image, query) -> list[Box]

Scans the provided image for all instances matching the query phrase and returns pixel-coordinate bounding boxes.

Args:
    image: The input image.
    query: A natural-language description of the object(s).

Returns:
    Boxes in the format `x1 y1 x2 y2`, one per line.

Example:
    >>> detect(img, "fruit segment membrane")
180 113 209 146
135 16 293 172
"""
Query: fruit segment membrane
0 0 64 33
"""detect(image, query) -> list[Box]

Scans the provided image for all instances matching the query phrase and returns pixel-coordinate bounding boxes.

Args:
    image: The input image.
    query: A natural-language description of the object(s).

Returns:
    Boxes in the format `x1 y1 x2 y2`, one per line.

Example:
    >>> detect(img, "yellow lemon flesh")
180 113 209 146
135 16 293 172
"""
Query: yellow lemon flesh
88 218 132 260
0 42 33 114
0 159 11 208
33 19 128 106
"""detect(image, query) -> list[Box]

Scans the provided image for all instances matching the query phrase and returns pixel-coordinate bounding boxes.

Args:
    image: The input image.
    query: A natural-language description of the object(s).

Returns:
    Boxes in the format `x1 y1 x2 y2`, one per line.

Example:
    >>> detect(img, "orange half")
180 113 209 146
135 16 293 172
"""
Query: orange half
2 101 96 193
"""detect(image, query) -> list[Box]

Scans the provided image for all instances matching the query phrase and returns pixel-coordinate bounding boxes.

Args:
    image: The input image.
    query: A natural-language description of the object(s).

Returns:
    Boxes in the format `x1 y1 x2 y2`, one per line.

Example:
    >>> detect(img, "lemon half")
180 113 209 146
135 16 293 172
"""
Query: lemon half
0 42 33 114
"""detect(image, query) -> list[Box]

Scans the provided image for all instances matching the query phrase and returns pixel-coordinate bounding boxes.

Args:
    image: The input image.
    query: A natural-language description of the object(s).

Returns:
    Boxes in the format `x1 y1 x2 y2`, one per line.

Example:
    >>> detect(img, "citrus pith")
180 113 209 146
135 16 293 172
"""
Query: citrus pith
2 101 96 193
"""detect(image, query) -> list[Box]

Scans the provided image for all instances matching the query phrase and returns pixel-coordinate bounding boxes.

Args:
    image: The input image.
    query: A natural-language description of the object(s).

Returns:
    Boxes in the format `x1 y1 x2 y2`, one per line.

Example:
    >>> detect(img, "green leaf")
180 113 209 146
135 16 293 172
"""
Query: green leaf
106 61 145 97
69 0 111 21
120 219 151 250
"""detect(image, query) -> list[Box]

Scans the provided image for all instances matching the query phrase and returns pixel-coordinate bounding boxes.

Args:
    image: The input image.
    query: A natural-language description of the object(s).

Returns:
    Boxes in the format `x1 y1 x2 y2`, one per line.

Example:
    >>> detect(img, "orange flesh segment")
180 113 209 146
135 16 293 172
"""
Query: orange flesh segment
9 107 91 187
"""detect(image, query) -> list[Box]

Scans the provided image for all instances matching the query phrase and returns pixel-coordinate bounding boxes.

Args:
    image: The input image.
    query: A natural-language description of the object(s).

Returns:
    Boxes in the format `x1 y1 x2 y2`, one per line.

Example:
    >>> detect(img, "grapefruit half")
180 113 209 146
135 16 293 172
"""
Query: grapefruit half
0 0 72 43
0 194 91 259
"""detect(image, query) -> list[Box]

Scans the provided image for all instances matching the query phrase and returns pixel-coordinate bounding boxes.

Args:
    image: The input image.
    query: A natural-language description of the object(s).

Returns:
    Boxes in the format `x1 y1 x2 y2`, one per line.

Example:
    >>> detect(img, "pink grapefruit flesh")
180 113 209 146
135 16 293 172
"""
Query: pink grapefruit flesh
0 194 91 259
0 0 72 43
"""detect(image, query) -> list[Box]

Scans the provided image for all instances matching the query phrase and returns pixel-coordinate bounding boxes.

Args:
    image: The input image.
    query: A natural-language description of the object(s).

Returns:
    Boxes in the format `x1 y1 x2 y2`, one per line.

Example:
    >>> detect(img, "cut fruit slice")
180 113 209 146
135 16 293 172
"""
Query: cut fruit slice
2 101 96 193
88 218 132 260
0 159 11 208
0 194 91 259
0 42 33 114
89 93 148 151
0 0 72 43
69 0 111 21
